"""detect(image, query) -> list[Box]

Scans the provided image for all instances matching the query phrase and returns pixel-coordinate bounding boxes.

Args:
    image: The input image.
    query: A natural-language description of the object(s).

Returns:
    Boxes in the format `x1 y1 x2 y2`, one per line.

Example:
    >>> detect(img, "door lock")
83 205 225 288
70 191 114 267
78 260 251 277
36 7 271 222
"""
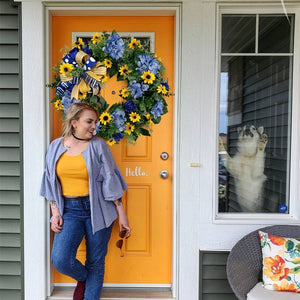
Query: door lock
160 170 169 179
160 152 169 160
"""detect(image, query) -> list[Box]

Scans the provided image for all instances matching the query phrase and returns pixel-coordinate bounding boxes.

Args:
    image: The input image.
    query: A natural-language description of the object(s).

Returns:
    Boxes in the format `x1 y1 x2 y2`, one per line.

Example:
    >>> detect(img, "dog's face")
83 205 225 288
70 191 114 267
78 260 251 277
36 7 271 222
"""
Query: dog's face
237 125 263 156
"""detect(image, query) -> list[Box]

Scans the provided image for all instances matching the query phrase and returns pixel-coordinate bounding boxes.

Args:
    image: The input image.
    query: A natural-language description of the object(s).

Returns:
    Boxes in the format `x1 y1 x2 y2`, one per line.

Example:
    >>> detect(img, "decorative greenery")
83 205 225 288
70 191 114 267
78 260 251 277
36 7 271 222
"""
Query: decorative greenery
48 30 171 145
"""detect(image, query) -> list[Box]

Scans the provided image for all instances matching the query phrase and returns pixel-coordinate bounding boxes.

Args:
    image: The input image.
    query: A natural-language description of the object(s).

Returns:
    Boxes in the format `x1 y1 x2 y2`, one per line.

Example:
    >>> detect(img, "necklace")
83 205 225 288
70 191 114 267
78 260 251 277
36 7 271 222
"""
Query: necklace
72 132 91 141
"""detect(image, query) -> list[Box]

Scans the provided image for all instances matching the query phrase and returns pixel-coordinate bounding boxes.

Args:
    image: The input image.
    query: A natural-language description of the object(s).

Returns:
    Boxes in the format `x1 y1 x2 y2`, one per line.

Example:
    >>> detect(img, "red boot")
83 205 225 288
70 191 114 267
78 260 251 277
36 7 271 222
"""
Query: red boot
73 280 86 300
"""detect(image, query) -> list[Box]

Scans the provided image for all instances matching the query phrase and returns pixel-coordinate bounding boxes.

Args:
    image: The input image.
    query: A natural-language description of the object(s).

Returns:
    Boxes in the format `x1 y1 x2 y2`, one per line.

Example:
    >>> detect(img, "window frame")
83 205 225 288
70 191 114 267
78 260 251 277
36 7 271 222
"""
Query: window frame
214 4 300 223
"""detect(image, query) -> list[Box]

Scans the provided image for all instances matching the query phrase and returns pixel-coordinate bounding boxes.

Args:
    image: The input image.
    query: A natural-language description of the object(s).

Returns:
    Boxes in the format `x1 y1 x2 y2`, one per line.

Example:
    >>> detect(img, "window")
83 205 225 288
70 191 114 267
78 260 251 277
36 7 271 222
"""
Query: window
218 14 294 214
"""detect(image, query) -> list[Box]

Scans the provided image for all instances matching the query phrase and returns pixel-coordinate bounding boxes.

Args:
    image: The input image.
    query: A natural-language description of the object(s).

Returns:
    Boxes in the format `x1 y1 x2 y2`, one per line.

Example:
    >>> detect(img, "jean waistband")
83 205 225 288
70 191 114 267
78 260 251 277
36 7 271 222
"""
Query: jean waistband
63 195 89 202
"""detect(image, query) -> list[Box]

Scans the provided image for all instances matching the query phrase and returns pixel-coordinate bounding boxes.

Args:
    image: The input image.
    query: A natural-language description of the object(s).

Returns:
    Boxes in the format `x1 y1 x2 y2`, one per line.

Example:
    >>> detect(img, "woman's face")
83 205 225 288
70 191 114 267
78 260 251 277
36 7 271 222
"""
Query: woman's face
71 109 98 139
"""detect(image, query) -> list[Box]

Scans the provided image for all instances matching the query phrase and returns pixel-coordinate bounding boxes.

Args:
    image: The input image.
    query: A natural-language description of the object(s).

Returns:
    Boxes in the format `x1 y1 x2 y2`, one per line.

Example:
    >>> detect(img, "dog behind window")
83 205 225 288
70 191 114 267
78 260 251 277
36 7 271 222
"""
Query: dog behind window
223 125 268 212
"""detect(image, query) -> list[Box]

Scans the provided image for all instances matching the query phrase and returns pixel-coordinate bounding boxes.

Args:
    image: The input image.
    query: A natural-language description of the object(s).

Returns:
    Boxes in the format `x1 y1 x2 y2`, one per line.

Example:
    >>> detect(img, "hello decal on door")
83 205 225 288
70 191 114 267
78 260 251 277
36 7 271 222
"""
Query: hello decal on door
126 166 148 177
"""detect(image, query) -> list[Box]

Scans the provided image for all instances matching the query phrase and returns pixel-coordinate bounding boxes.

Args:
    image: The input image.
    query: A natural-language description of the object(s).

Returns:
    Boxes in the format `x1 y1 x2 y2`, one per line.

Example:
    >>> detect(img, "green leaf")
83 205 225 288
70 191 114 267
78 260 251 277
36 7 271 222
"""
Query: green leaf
140 128 151 136
152 116 161 124
286 240 295 251
90 95 98 104
295 244 300 252
99 96 108 111
287 276 292 281
290 258 300 264
290 266 300 274
109 65 118 78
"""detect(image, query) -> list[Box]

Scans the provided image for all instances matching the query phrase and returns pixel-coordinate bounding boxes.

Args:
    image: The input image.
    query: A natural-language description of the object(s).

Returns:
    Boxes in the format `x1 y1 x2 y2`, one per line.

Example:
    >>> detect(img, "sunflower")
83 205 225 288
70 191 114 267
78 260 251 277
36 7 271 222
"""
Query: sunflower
73 38 84 49
157 84 167 95
104 59 112 68
141 70 155 84
107 138 116 146
125 123 135 135
129 38 141 49
101 75 108 83
119 65 132 76
129 112 141 123
120 88 130 98
54 100 64 111
145 114 153 124
91 32 102 44
59 62 74 75
99 112 112 125
78 92 87 100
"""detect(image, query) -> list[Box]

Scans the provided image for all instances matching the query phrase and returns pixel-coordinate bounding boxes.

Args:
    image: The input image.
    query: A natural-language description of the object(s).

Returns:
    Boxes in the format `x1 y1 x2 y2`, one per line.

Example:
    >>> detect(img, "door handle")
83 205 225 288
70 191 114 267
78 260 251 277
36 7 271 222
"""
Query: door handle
160 170 169 179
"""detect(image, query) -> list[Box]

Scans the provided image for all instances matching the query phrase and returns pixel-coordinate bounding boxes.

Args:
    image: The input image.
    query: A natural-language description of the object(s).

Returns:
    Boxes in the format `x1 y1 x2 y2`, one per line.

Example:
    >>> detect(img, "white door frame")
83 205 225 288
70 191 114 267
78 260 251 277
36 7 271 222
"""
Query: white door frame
23 2 181 299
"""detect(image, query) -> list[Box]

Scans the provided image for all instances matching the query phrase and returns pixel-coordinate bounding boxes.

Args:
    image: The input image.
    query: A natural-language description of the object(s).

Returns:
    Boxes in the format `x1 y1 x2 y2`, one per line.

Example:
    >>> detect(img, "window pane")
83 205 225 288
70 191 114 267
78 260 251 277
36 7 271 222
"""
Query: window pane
222 15 256 53
259 15 294 53
218 56 292 213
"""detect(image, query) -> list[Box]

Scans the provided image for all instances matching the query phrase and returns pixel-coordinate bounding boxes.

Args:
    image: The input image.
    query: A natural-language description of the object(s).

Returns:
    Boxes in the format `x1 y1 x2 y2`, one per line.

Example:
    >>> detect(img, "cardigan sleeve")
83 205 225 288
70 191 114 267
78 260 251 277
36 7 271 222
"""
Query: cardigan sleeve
40 152 56 201
99 142 128 201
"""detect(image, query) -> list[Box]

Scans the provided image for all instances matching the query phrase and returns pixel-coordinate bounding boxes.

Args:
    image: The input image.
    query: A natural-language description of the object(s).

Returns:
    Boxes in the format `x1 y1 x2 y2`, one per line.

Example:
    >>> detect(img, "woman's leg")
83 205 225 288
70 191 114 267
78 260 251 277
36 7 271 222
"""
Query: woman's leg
51 211 87 281
83 221 114 300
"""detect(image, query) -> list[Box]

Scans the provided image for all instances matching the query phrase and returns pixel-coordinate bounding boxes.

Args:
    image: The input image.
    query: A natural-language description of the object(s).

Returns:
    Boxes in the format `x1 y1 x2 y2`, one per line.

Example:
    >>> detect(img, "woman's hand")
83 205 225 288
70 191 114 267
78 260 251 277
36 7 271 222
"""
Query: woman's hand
49 200 63 233
114 199 131 235
51 214 63 233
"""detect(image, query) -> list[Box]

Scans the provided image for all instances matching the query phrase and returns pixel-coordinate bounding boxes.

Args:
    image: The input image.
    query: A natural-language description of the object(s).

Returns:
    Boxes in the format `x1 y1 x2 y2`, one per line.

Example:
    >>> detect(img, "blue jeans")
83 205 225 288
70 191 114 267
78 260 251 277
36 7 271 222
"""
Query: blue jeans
51 196 113 300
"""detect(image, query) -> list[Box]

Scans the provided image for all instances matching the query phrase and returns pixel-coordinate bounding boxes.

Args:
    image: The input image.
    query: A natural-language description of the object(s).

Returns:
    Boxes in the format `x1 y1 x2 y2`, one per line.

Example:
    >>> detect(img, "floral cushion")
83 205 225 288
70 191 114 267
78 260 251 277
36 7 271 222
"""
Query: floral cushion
259 231 300 293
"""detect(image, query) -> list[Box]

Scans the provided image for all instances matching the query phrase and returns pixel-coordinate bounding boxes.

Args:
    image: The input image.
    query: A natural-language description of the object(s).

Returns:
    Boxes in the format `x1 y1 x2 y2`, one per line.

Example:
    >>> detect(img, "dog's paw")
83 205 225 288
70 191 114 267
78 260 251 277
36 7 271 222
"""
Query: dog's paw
258 133 268 151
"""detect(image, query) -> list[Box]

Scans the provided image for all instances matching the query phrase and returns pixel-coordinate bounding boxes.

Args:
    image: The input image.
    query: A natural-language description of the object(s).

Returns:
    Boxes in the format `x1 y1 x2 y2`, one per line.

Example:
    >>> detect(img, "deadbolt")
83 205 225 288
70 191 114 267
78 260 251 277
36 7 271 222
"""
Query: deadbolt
160 152 169 160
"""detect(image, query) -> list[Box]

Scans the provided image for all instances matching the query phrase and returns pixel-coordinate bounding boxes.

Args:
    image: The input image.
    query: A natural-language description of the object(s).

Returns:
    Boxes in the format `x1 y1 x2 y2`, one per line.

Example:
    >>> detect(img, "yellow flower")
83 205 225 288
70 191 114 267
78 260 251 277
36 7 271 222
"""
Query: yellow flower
125 123 135 135
78 92 87 100
54 100 64 111
154 54 162 62
101 75 108 83
59 62 74 75
263 255 289 281
104 59 112 68
157 84 167 95
72 38 84 49
274 280 298 292
107 138 116 146
91 32 102 44
120 88 130 98
119 65 132 76
141 70 155 84
145 114 153 124
129 38 141 49
129 112 141 123
99 112 112 125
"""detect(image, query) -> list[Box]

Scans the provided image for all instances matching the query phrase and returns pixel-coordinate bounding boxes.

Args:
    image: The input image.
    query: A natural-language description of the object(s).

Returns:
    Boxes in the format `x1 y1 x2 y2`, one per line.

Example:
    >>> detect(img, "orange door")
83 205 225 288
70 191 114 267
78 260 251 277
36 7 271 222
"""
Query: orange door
51 15 174 284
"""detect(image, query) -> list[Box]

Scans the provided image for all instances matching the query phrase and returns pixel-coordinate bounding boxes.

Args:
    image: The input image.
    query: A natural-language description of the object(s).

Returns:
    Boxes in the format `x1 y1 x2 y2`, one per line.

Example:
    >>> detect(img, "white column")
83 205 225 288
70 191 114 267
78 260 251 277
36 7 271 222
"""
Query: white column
22 1 47 299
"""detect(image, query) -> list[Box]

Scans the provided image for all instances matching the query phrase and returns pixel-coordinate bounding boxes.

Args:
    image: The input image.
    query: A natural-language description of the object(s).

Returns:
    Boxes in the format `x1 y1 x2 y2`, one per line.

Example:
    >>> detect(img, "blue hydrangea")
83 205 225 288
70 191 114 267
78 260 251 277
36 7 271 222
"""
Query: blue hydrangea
161 80 169 91
114 132 124 142
124 101 136 113
94 122 101 134
61 91 80 114
136 54 161 75
128 80 149 99
103 33 125 60
111 109 126 130
151 100 164 119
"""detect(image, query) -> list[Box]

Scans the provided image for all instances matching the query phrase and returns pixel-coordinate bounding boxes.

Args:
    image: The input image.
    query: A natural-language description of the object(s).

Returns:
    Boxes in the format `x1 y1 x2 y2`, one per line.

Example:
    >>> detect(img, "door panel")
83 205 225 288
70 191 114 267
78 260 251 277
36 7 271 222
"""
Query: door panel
51 15 174 284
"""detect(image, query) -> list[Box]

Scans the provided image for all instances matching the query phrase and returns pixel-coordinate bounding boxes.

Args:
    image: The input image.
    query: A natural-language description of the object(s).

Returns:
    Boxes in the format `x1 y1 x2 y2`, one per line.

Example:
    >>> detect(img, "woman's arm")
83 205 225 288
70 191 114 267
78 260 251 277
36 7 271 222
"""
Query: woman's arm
113 199 131 234
49 200 63 233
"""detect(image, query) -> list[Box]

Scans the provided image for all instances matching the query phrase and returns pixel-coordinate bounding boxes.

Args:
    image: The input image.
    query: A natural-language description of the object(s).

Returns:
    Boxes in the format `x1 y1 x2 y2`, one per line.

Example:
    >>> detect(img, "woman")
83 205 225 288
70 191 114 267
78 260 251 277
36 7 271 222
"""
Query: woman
40 103 131 300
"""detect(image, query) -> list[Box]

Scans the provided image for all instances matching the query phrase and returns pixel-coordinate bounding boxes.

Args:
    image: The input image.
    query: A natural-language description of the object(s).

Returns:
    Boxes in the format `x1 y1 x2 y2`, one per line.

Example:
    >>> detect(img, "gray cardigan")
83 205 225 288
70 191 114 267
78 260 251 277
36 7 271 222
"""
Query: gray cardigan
40 136 128 234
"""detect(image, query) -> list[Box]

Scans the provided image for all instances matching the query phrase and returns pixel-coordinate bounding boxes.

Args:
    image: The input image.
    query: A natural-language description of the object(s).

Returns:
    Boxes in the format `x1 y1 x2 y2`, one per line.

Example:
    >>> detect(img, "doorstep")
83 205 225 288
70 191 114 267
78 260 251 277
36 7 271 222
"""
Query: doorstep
47 287 174 300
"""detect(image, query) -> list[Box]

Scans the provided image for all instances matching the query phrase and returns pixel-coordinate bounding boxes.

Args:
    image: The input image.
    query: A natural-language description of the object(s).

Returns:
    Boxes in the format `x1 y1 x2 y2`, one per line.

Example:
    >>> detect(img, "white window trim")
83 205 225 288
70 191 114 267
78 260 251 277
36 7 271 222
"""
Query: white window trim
214 4 300 224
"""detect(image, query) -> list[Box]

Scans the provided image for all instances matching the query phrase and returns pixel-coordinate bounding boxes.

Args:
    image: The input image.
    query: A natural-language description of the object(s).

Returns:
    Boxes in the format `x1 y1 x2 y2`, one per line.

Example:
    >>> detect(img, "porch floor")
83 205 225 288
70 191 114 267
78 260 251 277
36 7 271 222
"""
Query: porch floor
47 287 174 300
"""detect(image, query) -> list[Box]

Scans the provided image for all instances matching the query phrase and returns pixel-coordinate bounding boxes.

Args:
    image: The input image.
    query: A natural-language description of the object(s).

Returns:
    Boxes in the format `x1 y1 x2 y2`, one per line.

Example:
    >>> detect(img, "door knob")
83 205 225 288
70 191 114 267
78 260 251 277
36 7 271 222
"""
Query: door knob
160 170 169 179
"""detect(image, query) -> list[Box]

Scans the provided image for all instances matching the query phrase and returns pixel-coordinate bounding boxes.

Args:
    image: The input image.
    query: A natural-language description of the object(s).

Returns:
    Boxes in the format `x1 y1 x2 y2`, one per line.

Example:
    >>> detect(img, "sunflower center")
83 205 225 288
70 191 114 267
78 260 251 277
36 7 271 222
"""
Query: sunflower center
103 116 108 121
64 67 69 72
146 75 151 79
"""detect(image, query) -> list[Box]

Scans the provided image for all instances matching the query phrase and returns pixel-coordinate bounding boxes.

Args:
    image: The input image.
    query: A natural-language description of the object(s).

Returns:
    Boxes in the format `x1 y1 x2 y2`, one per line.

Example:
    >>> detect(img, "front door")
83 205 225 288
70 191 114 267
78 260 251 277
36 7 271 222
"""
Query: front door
51 15 174 284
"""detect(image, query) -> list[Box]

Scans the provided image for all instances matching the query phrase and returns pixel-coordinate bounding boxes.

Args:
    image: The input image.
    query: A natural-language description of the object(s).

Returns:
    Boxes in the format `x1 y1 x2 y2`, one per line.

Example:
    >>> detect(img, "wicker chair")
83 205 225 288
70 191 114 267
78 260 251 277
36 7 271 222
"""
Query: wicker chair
226 225 300 300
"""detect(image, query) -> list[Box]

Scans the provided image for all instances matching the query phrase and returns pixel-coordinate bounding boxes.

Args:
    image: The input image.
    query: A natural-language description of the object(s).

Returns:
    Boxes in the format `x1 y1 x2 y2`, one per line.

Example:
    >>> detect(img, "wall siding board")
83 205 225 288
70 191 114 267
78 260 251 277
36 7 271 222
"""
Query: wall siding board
0 247 20 262
199 251 237 299
0 1 22 298
0 89 19 103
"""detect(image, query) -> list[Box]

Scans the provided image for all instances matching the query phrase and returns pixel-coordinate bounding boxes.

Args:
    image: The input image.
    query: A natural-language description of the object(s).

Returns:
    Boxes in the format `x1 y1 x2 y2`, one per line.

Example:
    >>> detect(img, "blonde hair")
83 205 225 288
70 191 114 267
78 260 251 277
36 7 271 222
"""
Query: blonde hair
62 103 99 137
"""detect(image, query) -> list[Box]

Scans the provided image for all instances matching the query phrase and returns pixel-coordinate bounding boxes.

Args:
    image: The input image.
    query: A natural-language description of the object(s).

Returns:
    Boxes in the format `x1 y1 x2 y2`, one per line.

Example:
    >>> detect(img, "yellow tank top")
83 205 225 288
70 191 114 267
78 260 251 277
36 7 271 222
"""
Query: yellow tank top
56 153 89 196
